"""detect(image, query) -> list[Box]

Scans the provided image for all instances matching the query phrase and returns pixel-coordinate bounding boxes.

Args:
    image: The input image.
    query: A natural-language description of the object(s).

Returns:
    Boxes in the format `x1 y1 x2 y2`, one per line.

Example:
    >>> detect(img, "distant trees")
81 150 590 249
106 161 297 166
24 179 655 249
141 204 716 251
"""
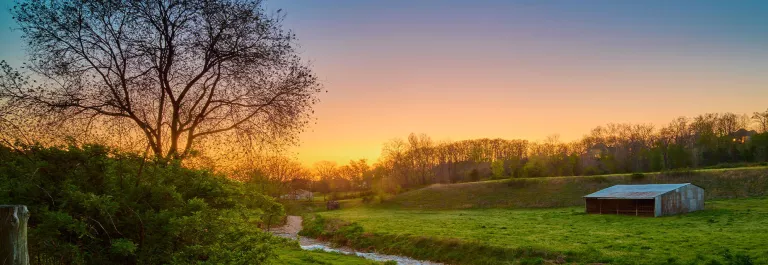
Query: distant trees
176 108 768 199
1 0 320 161
178 108 768 197
375 135 531 187
369 110 768 190
130 108 768 197
491 160 505 179
311 159 373 195
239 155 308 196
753 109 768 133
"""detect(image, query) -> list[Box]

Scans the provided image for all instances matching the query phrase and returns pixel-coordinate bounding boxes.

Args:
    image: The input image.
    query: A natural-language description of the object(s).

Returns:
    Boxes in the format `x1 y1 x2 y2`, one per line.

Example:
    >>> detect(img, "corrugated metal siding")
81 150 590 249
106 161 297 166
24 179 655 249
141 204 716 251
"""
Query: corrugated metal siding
659 185 705 216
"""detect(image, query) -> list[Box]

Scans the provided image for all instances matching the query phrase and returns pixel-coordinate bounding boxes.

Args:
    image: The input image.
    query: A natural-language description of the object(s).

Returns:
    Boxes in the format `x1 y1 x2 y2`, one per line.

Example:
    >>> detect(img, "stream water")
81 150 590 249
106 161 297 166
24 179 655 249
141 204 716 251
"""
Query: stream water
271 216 442 265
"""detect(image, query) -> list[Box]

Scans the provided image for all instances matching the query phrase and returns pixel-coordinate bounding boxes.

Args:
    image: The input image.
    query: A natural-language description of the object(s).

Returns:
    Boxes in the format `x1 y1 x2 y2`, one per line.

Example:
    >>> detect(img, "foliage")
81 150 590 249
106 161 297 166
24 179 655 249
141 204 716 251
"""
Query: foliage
0 144 284 264
490 160 506 179
315 198 768 265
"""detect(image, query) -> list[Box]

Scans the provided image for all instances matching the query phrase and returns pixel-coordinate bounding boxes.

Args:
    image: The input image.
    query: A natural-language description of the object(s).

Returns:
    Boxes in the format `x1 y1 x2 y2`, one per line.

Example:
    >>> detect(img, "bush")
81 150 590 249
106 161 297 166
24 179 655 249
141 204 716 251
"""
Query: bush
0 144 284 264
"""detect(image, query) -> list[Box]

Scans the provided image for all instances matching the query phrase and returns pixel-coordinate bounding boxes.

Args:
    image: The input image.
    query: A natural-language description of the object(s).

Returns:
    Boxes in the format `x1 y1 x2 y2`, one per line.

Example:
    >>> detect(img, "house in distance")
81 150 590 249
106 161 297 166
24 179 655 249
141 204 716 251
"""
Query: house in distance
584 183 704 217
280 189 314 201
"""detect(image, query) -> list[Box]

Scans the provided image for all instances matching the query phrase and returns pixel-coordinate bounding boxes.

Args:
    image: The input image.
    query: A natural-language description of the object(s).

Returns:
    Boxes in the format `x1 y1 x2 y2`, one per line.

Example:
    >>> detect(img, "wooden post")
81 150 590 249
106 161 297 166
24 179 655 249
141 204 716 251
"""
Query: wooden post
1 205 29 265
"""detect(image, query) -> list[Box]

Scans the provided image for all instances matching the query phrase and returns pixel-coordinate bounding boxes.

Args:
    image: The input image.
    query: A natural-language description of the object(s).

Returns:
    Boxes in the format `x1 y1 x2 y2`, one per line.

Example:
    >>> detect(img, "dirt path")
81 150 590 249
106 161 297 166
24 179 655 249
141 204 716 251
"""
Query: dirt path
271 215 303 238
270 215 443 265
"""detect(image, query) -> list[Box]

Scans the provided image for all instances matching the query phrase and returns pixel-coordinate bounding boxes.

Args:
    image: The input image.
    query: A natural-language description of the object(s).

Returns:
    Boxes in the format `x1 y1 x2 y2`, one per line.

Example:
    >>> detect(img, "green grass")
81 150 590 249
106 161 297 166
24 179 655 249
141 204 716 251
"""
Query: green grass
389 167 768 210
273 246 384 265
284 198 367 216
312 191 370 202
313 197 768 264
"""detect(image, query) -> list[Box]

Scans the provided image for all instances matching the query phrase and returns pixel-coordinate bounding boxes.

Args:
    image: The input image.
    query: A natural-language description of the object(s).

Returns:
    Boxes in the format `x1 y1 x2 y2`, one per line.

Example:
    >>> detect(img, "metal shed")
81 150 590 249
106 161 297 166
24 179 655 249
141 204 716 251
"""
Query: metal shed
583 183 704 217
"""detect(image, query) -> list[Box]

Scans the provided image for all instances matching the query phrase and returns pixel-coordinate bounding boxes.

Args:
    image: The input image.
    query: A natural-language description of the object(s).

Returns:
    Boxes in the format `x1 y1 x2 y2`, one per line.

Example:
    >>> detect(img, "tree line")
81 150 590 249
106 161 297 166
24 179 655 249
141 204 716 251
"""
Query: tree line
264 110 768 196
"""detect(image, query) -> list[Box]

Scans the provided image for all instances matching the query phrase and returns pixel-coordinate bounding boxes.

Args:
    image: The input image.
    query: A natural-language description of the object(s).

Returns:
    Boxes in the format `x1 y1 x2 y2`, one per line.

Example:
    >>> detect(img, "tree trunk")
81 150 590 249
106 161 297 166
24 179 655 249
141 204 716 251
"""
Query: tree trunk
0 205 29 265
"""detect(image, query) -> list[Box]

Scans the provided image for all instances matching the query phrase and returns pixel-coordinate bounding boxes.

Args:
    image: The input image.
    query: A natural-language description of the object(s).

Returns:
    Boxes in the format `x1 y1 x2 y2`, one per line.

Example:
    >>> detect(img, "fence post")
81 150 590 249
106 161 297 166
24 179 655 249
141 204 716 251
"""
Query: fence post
1 205 29 265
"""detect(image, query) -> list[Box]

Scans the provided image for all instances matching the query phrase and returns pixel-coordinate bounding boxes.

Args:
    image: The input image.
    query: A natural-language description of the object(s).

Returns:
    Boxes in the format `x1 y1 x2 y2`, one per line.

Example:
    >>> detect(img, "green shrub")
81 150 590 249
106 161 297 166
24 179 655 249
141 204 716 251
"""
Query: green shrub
0 144 284 264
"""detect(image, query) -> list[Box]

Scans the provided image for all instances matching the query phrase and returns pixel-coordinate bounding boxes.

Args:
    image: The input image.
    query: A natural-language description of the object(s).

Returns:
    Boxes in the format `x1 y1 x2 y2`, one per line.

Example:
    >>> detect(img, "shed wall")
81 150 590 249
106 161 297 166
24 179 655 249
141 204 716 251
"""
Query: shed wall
659 185 705 216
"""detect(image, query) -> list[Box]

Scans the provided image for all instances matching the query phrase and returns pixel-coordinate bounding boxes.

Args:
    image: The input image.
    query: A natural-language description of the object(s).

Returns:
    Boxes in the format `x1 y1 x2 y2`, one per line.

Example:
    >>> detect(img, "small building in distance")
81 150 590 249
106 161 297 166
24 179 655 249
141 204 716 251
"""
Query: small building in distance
584 183 704 217
280 189 314 201
729 128 758 144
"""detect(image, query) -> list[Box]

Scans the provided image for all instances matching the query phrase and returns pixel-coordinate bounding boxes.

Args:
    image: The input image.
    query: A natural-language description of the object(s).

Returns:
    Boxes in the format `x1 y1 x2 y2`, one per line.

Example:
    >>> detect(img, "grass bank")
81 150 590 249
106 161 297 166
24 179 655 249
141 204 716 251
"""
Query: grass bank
308 198 768 264
274 246 386 265
301 215 568 265
283 198 365 216
390 167 768 209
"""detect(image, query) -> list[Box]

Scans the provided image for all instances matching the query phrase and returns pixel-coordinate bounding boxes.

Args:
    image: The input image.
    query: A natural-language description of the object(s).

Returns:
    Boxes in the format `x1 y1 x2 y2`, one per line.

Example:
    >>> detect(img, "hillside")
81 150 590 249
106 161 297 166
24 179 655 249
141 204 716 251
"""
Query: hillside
387 167 768 210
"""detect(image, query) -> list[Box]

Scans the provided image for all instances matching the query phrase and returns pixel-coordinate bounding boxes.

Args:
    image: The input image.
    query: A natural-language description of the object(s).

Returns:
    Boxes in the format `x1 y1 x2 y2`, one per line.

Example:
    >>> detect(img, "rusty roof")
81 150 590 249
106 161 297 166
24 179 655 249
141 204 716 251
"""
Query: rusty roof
583 183 692 199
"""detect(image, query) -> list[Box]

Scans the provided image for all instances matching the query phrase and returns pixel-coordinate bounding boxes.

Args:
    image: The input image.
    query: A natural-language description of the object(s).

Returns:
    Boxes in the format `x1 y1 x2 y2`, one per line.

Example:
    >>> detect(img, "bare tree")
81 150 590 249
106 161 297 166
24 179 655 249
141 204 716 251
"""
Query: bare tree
381 138 411 186
312 160 339 195
256 155 307 195
347 159 370 190
717 113 739 136
1 0 320 160
313 160 337 176
753 109 768 133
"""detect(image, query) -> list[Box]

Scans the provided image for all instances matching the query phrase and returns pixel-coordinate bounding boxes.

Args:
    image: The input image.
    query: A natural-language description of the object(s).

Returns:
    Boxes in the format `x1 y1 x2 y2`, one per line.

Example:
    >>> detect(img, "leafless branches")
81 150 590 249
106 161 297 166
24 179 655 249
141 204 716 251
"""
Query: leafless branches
1 0 320 161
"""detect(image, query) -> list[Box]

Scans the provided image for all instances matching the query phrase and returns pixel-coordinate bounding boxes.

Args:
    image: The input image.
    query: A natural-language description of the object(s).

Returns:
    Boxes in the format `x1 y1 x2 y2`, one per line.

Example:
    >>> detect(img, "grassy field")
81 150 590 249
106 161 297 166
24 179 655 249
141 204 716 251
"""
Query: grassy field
283 198 365 216
274 246 385 265
310 197 768 264
389 167 768 210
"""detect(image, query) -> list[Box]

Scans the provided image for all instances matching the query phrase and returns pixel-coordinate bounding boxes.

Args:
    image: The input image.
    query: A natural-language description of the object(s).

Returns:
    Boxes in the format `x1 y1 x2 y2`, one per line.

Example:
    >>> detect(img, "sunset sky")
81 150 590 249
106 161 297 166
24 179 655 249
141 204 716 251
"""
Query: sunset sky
2 0 768 166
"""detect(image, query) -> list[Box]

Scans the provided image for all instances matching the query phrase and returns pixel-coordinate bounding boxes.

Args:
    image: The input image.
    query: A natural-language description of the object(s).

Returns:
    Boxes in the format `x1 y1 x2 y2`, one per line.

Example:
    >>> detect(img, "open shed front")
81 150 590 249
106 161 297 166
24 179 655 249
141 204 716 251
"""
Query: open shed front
585 198 655 217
